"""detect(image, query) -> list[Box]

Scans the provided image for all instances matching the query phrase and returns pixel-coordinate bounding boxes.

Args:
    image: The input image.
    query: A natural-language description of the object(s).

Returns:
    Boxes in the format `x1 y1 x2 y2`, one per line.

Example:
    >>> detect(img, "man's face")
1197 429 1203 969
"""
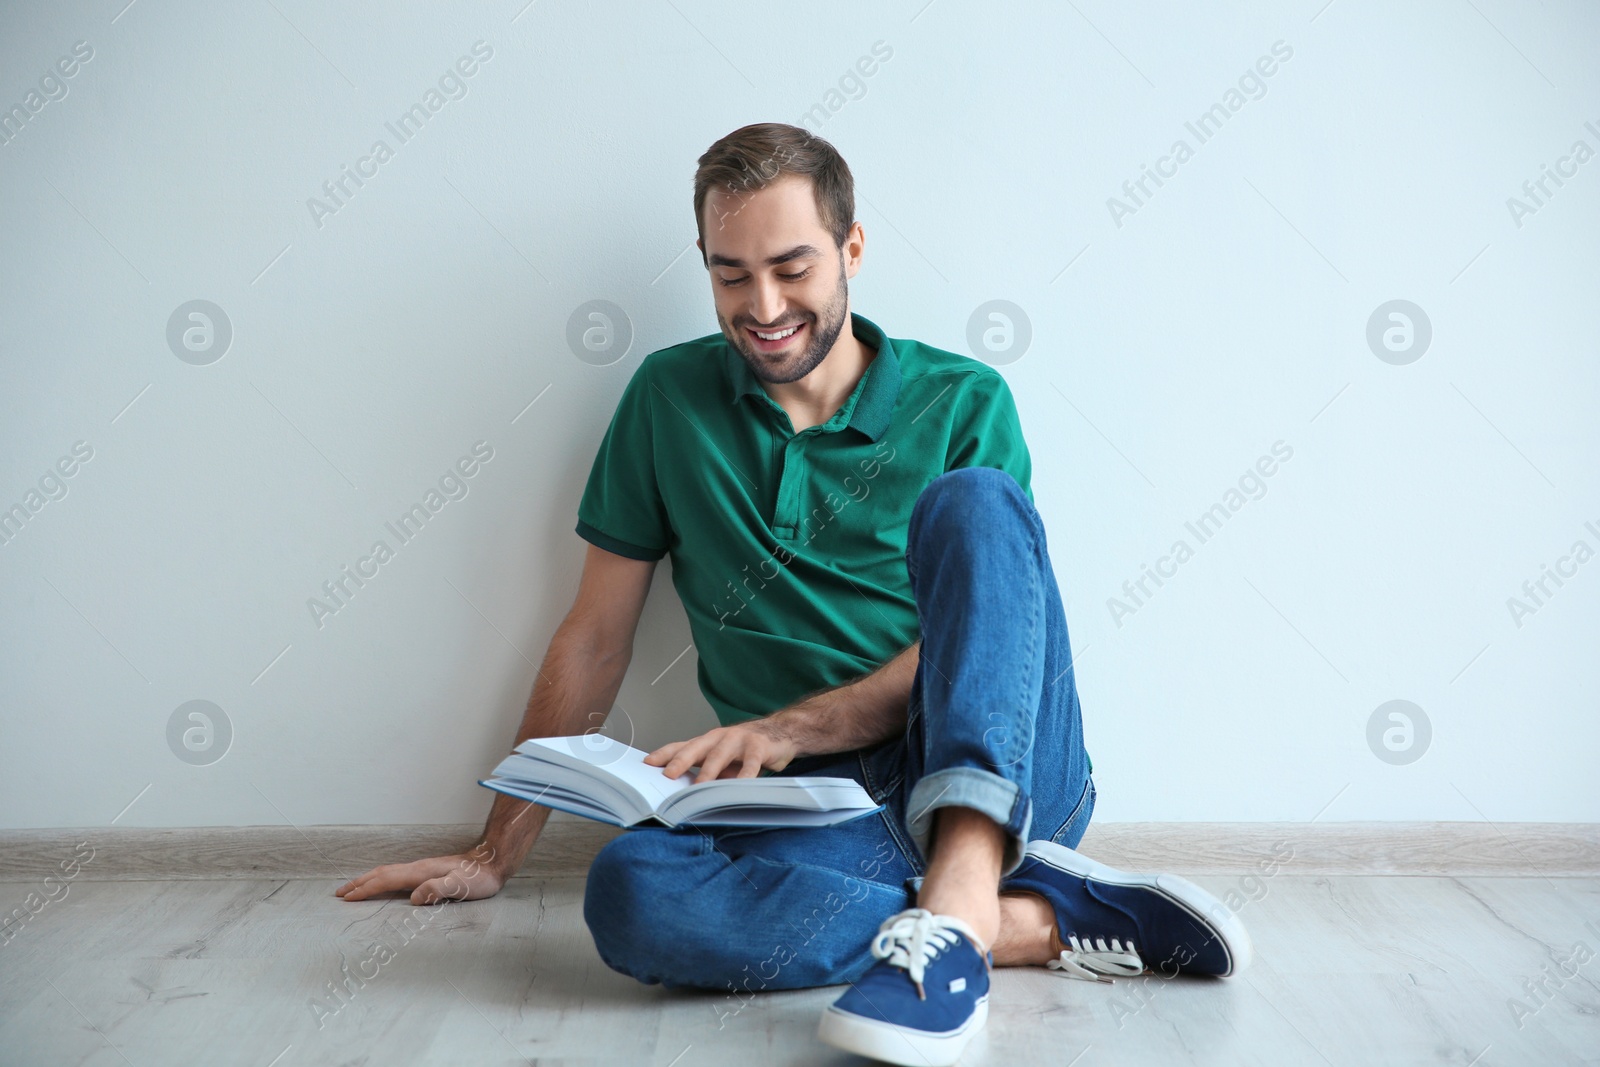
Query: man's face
699 173 861 385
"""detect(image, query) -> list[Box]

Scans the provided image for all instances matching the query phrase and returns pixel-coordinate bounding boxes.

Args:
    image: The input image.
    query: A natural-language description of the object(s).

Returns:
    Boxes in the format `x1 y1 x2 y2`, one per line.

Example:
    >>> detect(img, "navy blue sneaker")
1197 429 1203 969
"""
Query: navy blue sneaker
1003 841 1253 980
819 908 991 1067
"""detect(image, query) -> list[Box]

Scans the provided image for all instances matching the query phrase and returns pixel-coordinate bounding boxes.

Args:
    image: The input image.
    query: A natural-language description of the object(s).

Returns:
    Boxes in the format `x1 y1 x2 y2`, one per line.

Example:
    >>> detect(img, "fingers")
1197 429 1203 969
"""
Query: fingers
694 735 759 784
642 740 684 767
335 866 382 895
713 760 755 780
412 872 470 907
661 735 720 780
335 858 467 902
650 726 776 782
336 865 405 901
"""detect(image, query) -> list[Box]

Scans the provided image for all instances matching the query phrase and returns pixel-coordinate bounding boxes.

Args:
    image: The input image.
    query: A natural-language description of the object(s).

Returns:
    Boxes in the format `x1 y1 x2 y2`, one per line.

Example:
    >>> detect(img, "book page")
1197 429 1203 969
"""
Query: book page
521 735 692 812
478 778 628 827
486 748 647 823
658 776 877 825
670 806 879 827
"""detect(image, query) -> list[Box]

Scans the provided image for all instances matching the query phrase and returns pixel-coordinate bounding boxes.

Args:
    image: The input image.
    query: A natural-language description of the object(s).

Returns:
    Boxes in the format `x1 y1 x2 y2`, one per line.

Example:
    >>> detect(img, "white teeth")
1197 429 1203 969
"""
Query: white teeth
754 324 800 341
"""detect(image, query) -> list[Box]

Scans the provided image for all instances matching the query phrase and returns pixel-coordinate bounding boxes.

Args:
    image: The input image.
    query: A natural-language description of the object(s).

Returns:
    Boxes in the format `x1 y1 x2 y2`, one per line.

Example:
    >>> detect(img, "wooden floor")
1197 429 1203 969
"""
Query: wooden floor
2 871 1597 1066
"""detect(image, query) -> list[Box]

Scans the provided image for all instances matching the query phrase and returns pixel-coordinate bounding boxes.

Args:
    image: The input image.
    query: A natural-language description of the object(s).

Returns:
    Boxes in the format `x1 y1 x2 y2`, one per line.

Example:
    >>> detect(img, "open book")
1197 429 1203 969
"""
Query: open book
478 735 881 828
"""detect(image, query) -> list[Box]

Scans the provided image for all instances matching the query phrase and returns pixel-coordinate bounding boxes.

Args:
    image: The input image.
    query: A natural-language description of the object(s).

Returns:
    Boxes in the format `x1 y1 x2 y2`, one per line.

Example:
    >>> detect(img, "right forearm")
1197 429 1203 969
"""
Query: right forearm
762 641 917 759
479 622 630 878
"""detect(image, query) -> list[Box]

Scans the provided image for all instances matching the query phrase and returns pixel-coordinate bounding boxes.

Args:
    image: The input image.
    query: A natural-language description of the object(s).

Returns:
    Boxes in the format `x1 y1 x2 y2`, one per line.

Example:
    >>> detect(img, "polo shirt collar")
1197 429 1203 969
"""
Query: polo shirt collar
723 312 901 442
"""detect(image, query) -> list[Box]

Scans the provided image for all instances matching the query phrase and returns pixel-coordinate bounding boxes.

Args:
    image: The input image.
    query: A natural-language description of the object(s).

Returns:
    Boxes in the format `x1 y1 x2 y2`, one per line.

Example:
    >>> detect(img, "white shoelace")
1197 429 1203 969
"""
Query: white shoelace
871 908 986 1000
1046 934 1145 983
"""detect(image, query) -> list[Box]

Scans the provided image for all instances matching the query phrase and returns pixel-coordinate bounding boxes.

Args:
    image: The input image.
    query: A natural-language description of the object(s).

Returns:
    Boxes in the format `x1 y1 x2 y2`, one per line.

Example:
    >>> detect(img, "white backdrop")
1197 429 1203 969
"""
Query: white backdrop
2 1 1596 829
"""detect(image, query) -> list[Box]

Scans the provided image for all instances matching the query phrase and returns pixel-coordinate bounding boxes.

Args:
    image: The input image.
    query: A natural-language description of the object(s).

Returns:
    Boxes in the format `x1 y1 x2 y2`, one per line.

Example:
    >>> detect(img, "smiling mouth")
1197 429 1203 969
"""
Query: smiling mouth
747 322 803 343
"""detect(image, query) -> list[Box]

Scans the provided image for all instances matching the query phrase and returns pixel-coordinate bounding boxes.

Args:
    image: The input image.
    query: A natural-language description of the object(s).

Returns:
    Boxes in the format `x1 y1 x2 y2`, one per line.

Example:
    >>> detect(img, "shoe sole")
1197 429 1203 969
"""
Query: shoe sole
818 996 988 1067
1024 840 1254 976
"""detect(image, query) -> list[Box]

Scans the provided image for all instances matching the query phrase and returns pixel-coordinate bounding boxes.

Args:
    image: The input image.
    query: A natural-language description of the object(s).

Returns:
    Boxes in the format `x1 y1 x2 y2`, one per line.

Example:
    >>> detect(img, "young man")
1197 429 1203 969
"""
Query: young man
337 123 1251 1066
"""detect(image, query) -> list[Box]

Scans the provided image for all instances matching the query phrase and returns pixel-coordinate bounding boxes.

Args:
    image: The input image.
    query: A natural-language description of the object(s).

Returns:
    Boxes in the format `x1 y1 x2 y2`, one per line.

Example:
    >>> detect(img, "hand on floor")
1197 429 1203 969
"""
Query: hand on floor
335 846 506 905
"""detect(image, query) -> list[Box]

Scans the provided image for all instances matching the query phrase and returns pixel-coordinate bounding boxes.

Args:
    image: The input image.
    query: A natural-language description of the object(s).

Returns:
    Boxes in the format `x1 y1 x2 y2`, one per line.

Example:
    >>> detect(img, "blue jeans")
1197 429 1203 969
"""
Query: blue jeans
583 467 1094 992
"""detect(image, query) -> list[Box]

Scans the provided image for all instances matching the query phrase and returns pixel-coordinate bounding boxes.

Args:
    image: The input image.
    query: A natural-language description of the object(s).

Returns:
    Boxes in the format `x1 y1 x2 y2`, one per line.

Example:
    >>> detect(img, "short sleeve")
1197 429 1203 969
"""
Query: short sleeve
945 371 1033 499
575 366 671 560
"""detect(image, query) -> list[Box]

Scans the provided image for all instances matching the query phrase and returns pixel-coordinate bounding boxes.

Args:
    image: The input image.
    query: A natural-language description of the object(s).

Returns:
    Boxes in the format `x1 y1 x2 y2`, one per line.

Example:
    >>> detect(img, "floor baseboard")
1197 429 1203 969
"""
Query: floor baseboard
2 817 1595 881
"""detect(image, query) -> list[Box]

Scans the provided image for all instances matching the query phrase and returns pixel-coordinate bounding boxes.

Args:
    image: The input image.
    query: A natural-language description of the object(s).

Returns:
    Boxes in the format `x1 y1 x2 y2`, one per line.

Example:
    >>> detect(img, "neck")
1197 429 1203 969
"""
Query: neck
764 309 874 432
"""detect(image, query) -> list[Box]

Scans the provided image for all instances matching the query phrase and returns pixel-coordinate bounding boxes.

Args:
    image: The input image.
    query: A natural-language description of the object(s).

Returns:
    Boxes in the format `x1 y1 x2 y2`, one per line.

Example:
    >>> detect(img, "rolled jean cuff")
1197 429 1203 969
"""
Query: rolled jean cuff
905 767 1033 876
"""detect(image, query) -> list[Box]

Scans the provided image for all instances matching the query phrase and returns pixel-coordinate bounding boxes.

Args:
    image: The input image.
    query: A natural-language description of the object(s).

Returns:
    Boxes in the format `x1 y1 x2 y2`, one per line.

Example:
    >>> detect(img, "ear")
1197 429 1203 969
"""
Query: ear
842 220 865 280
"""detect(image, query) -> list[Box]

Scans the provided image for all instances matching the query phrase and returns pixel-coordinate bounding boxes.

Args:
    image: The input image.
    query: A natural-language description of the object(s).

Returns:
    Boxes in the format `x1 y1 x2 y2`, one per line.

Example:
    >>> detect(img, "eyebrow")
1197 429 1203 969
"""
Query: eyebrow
706 244 822 269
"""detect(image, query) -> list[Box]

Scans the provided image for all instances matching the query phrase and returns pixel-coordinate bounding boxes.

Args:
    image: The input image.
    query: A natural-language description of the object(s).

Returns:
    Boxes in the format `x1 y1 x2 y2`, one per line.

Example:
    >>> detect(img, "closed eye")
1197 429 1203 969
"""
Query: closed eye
718 269 812 287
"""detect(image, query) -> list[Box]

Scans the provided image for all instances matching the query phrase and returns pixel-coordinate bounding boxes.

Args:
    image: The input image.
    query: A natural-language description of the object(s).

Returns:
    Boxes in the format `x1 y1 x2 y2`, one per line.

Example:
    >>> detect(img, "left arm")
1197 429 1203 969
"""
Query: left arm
645 640 920 783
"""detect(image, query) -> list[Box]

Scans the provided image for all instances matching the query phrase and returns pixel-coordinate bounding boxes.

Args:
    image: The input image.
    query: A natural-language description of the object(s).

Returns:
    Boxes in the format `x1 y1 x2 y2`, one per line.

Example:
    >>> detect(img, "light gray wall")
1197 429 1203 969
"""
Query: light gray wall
2 1 1596 829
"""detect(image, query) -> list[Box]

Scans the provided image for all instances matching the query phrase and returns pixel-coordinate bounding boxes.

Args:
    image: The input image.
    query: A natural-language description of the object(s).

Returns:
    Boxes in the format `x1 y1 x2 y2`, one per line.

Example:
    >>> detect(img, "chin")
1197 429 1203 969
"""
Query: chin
742 340 819 381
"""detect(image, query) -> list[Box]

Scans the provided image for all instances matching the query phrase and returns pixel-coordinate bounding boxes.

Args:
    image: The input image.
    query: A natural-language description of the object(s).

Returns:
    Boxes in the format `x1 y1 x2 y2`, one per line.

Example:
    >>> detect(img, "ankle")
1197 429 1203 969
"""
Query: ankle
992 890 1061 967
917 886 1000 950
917 808 1007 948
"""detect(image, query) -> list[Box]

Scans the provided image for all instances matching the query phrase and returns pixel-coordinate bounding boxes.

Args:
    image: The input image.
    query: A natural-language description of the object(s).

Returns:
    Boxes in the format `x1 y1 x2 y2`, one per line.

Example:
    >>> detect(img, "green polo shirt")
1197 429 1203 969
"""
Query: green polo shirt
575 312 1032 726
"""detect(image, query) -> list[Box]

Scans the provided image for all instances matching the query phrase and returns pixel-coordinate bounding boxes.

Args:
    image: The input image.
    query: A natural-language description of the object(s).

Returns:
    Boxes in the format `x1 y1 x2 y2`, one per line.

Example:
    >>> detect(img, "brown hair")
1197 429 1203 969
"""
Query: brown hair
693 123 855 264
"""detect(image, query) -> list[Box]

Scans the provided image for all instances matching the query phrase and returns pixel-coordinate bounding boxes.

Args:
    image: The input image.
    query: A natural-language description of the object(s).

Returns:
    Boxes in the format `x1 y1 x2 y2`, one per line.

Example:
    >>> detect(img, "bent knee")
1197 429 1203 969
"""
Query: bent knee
582 831 716 987
910 467 1031 542
582 830 691 937
916 466 1024 514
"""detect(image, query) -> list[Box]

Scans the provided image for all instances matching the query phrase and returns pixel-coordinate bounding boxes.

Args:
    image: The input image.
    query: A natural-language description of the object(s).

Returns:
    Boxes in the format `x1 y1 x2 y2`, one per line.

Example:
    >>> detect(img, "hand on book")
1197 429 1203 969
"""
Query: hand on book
643 717 798 785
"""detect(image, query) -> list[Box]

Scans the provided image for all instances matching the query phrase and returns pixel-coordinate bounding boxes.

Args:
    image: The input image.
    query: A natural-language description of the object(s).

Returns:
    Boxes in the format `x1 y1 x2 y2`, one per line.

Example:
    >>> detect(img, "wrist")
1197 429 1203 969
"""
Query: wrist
755 701 819 759
469 840 513 881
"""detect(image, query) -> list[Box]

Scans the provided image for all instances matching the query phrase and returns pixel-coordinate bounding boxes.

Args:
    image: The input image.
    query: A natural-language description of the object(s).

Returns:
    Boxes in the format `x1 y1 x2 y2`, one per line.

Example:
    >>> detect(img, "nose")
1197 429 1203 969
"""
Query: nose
748 277 788 329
